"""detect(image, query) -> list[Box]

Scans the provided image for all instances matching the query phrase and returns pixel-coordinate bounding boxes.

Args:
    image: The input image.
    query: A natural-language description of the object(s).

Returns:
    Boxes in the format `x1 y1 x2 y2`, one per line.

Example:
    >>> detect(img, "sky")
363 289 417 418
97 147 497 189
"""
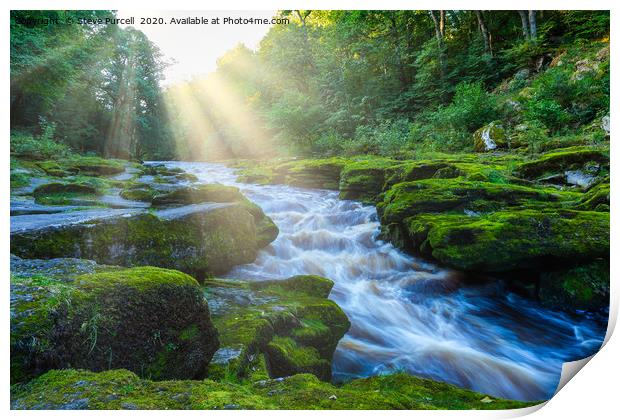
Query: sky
117 10 277 86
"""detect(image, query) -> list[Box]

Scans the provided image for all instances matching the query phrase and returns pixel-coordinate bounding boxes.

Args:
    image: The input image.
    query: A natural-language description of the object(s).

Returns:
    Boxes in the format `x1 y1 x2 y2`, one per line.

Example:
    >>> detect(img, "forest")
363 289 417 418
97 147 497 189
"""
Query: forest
9 9 611 411
11 10 610 160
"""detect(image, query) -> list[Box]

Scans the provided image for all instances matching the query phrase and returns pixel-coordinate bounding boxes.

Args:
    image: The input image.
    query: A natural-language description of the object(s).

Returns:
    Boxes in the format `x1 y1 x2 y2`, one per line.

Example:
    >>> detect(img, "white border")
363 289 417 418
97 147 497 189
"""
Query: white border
2 1 617 419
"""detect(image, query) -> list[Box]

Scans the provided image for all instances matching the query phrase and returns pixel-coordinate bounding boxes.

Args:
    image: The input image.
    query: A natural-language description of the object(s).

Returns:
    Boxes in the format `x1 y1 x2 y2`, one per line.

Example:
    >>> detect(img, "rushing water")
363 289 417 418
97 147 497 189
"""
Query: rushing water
157 161 606 401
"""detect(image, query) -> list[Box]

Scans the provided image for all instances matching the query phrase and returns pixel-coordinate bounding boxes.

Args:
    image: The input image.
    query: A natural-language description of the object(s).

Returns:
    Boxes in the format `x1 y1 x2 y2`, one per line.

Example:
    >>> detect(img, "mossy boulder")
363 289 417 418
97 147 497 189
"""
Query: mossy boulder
205 275 349 382
32 182 100 205
11 204 270 278
338 158 397 202
152 184 244 206
236 158 346 190
539 259 610 310
63 156 125 176
151 184 279 247
514 146 609 179
472 122 507 152
576 181 609 211
33 182 98 197
399 209 609 273
377 179 567 225
11 264 218 384
10 369 536 409
119 188 156 202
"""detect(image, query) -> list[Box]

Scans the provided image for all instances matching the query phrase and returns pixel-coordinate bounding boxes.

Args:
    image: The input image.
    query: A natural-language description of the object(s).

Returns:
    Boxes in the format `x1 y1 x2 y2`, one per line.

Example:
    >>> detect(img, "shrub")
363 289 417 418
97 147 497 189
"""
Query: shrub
10 119 71 160
436 82 498 133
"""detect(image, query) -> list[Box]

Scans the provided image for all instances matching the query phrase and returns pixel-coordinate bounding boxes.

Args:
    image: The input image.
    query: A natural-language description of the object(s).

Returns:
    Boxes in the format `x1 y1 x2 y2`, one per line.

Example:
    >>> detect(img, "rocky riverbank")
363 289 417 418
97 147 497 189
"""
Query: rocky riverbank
234 143 610 312
10 155 539 409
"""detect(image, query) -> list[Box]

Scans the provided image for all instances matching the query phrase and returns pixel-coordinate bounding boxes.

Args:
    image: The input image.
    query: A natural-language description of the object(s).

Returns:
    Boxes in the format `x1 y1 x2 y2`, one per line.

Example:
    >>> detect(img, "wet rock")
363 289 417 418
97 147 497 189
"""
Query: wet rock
10 265 219 384
473 122 506 152
11 203 269 278
539 259 610 311
514 146 609 179
205 276 349 382
400 209 609 273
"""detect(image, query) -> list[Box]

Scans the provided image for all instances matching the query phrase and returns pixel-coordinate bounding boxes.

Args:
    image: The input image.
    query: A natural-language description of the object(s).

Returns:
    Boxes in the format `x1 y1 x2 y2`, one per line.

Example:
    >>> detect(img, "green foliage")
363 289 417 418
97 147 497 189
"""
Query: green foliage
11 10 170 159
10 119 70 160
436 82 499 133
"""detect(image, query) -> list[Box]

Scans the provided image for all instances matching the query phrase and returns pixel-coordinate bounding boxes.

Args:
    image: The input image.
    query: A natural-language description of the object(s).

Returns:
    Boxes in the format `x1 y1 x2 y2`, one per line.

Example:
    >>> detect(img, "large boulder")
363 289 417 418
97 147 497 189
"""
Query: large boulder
398 209 609 273
152 184 243 206
11 259 218 384
376 178 569 225
11 203 271 278
205 275 350 382
514 146 609 179
151 184 279 248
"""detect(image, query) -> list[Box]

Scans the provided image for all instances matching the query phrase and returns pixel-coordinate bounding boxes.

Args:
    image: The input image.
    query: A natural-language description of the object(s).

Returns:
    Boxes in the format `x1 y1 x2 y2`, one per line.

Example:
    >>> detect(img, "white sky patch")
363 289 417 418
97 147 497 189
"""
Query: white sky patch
117 10 277 86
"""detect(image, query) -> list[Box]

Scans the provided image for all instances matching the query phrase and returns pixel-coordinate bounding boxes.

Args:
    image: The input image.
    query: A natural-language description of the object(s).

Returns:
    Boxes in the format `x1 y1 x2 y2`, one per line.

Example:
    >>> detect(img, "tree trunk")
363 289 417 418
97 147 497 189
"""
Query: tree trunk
475 11 491 55
429 10 447 83
518 11 530 39
389 12 408 90
528 10 537 41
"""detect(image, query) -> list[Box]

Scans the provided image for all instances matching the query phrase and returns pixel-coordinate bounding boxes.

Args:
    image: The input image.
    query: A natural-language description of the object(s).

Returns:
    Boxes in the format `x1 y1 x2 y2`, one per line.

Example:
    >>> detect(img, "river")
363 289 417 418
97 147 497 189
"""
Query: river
154 161 607 402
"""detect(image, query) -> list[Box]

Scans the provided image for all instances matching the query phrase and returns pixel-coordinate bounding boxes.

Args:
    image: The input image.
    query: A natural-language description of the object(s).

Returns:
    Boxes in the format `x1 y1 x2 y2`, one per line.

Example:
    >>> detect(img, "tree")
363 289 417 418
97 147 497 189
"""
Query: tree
528 10 538 41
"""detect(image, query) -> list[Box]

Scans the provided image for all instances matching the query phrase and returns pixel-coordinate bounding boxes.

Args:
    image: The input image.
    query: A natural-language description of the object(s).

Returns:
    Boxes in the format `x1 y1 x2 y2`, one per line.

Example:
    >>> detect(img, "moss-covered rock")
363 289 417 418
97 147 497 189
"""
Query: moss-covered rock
10 369 536 409
338 158 397 202
377 179 568 225
11 264 218 384
152 184 244 206
514 146 609 179
33 182 98 197
11 204 267 278
32 182 101 205
62 156 126 176
473 122 507 152
205 275 349 382
236 158 346 190
539 259 610 310
576 181 610 211
152 184 279 247
119 188 156 202
399 209 609 273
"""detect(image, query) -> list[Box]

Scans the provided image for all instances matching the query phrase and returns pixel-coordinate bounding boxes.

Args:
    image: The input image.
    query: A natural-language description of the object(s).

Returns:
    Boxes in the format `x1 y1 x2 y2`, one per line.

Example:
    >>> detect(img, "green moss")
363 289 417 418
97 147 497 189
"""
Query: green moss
10 369 537 409
11 266 219 384
235 158 347 190
400 209 609 273
119 188 155 202
377 178 569 225
36 156 126 177
250 275 334 298
11 204 265 278
515 146 609 179
152 184 244 206
576 181 609 210
266 336 330 380
338 158 398 202
539 259 610 310
205 275 349 381
33 182 98 197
